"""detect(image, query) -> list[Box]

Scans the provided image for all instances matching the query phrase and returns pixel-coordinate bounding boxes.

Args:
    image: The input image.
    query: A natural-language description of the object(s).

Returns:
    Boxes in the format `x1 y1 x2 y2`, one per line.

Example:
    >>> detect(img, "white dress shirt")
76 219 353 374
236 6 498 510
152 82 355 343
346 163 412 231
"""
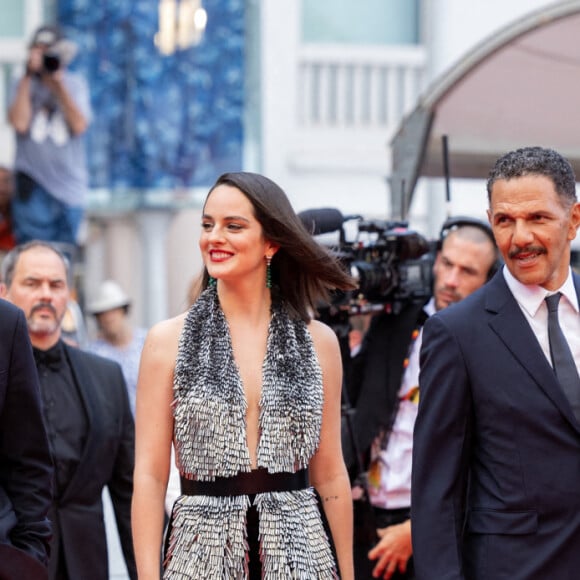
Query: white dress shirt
368 298 436 510
503 267 580 376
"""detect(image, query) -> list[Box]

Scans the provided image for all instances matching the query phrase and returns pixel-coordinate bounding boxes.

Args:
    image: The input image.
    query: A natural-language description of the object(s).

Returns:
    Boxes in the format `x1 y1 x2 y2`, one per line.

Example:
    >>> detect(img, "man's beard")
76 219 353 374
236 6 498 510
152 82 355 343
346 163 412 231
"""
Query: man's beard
27 302 64 336
435 286 461 310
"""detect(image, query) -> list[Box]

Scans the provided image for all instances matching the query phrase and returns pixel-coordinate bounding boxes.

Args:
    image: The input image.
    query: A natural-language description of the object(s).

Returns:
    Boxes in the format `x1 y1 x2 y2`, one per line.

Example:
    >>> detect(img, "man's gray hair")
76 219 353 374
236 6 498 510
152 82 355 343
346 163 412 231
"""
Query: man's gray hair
1 241 71 288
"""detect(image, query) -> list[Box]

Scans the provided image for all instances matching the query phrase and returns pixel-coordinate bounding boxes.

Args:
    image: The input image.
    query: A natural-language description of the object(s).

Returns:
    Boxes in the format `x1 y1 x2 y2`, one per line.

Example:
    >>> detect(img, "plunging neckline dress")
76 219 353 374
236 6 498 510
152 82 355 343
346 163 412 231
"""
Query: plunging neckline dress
163 286 338 579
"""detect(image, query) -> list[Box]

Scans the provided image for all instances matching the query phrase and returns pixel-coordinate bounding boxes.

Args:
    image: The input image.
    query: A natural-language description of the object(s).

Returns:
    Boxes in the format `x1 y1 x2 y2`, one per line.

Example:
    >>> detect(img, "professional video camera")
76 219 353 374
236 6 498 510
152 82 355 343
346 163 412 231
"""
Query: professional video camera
299 208 435 318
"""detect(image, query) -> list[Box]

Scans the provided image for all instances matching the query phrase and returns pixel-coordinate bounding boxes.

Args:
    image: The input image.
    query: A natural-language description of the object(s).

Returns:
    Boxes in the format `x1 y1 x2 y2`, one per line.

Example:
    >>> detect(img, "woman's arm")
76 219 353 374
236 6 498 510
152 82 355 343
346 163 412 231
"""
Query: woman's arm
132 315 183 580
309 320 354 580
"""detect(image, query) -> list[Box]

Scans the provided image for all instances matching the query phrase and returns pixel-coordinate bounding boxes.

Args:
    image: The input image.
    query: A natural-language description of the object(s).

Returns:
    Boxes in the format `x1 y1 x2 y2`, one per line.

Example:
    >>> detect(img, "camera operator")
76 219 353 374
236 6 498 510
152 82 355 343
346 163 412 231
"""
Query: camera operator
347 221 499 579
8 24 91 250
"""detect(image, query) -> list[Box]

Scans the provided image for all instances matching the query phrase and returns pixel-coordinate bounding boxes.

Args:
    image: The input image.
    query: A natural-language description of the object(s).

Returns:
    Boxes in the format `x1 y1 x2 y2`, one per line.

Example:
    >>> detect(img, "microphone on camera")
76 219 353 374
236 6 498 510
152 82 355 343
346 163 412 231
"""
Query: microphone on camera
298 208 345 235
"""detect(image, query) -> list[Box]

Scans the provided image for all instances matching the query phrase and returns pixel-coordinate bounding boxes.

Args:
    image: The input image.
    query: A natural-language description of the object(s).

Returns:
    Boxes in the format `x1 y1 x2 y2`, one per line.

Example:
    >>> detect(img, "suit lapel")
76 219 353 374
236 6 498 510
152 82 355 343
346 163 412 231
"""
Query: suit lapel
485 273 580 434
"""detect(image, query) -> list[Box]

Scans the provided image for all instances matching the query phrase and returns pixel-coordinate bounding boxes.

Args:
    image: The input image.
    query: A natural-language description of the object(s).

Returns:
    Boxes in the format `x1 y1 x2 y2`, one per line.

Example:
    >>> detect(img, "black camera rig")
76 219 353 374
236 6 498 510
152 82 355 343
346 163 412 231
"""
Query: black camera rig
42 52 61 73
299 208 435 321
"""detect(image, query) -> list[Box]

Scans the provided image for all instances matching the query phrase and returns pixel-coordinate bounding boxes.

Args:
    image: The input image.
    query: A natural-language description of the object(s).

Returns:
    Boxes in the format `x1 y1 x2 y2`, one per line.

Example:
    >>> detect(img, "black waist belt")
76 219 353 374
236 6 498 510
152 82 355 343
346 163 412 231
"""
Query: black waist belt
180 467 309 497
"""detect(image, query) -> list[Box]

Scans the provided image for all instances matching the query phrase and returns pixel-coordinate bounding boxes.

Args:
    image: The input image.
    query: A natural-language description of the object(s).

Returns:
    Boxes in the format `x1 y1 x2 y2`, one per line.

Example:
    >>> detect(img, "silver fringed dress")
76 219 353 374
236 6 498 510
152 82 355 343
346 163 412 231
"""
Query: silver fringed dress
164 286 338 579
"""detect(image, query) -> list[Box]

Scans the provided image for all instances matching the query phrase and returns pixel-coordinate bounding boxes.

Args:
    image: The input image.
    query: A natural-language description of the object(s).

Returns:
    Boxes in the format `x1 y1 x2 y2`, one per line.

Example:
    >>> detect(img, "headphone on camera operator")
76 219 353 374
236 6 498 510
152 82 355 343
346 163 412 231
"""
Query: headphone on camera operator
437 215 501 281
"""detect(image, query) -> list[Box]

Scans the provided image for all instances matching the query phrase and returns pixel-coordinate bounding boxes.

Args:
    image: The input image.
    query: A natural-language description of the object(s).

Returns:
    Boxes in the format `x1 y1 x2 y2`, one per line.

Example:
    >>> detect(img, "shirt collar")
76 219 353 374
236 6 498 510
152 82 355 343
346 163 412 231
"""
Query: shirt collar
503 266 579 317
424 296 436 317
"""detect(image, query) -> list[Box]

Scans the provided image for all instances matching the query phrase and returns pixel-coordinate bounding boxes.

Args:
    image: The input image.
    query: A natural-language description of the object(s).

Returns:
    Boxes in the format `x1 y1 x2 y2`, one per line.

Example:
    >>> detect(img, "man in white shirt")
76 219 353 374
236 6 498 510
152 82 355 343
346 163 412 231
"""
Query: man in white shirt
348 220 498 579
412 146 580 580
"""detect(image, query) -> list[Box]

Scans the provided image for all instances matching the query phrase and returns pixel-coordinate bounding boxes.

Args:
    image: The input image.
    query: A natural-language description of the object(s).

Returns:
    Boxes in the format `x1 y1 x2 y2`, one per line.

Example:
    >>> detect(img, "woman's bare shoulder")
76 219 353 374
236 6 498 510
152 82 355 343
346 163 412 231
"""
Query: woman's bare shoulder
307 319 340 355
307 318 338 341
143 312 187 357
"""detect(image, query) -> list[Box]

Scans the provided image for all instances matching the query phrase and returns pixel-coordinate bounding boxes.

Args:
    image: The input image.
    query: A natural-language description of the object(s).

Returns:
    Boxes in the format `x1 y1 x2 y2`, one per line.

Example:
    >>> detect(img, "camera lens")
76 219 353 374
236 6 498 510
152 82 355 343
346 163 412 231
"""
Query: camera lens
43 53 60 73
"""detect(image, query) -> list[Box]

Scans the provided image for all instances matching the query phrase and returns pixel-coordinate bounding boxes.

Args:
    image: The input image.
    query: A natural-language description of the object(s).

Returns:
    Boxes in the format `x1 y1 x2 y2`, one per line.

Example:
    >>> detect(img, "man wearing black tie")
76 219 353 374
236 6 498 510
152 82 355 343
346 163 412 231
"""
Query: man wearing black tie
1 241 137 580
412 146 580 580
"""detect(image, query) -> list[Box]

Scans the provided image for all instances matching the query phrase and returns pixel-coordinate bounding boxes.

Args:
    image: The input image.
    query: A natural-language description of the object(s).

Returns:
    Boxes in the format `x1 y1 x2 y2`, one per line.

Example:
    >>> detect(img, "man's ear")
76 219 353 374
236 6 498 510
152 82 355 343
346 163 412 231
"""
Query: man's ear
568 202 580 241
0 282 7 297
432 251 442 276
486 208 493 226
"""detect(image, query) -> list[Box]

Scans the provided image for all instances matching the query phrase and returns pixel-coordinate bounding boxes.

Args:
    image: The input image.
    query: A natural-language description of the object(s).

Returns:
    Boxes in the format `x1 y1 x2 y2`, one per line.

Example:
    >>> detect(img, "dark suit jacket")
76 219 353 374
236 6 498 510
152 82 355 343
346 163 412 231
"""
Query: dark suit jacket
345 300 427 471
0 300 52 576
412 271 580 580
47 342 137 580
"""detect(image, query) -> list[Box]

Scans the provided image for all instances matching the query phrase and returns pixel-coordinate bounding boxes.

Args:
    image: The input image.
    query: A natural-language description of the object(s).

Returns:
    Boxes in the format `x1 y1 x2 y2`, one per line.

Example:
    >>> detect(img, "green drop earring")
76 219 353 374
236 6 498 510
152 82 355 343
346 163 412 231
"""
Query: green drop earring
266 255 272 289
208 276 217 287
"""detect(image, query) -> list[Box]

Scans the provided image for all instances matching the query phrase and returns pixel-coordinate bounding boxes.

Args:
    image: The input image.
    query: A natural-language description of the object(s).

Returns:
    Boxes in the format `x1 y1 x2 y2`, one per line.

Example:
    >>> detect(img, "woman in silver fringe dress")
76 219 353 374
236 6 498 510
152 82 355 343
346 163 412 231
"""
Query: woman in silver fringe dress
132 172 356 579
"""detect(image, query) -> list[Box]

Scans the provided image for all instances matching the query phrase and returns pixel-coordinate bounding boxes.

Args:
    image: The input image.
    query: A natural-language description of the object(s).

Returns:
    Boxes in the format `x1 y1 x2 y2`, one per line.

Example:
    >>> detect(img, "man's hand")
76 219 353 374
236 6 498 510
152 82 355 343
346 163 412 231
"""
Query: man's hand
26 47 44 76
368 519 412 579
42 69 66 91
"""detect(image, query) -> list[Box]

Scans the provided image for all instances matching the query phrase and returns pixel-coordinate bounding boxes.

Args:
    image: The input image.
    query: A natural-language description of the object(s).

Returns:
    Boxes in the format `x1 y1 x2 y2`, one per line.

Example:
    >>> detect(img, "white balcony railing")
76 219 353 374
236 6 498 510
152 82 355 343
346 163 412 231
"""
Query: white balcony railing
297 43 427 132
288 43 427 173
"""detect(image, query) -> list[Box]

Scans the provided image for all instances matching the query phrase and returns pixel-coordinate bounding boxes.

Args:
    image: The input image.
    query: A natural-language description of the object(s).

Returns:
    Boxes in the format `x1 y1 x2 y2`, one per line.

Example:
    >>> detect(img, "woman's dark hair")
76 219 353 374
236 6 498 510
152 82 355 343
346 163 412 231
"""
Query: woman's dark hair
199 172 356 321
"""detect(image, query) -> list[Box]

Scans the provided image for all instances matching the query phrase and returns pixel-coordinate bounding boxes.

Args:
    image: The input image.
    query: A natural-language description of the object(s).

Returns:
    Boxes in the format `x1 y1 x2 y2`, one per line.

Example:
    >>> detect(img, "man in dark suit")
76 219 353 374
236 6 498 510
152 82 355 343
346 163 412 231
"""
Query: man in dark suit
347 221 498 579
412 146 580 579
1 241 137 580
0 298 52 579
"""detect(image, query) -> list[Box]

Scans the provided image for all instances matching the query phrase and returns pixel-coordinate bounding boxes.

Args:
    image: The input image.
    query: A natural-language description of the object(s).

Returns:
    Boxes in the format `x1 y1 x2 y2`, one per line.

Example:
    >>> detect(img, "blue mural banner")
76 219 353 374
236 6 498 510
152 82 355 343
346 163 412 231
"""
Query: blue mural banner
58 0 244 195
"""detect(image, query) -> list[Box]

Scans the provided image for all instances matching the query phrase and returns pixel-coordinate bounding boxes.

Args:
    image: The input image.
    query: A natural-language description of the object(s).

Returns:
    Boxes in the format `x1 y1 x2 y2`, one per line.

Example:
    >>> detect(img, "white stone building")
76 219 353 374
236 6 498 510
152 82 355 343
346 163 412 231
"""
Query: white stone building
0 0 562 330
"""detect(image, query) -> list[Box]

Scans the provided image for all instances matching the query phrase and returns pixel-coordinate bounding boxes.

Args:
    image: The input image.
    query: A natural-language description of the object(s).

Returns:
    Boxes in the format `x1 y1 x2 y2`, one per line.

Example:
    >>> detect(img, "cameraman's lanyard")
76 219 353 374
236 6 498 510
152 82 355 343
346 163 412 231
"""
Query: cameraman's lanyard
400 307 429 400
370 306 430 464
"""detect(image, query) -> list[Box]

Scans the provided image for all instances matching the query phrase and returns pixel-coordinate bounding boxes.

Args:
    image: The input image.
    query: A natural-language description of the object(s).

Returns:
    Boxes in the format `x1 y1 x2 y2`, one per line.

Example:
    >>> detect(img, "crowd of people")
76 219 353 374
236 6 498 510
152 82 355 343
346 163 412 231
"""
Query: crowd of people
0 23 579 580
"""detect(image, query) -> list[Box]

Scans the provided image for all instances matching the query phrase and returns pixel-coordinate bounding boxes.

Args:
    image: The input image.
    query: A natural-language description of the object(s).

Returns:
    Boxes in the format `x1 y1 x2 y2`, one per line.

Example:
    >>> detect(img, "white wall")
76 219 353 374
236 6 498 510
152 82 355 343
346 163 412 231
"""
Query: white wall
259 0 417 221
82 0 570 328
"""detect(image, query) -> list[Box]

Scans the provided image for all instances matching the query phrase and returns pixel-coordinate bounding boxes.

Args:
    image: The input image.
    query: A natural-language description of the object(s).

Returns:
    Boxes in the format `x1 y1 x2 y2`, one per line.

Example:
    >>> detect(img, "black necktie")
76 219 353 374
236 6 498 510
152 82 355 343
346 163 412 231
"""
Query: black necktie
545 293 580 421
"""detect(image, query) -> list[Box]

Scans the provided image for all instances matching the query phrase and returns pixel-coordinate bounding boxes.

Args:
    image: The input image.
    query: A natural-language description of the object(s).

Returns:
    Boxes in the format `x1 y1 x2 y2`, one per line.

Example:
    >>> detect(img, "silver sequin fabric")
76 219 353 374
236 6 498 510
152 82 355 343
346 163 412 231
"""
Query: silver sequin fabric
165 287 338 579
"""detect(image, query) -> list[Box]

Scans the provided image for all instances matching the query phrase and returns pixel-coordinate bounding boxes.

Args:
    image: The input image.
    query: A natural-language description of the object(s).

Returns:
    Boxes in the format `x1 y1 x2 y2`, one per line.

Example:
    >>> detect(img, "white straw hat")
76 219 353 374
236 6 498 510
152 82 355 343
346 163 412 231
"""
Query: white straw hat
88 280 131 314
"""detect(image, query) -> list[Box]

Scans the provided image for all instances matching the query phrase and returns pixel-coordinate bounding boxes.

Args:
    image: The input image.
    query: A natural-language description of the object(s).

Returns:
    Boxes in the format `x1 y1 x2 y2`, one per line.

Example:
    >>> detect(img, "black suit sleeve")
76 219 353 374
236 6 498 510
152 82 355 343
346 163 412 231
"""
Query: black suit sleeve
0 305 53 565
411 314 472 580
106 364 137 580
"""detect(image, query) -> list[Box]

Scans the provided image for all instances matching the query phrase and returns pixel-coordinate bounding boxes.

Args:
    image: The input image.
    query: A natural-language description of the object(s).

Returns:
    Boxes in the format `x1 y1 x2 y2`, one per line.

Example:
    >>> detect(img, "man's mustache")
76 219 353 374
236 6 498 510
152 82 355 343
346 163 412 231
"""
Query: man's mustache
508 246 546 259
30 302 58 317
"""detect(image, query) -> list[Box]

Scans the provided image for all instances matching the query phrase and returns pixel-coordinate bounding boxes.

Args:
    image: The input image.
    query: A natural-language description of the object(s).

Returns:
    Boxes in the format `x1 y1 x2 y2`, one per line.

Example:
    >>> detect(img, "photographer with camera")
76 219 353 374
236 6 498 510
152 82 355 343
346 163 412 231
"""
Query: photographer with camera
8 25 91 250
347 220 499 579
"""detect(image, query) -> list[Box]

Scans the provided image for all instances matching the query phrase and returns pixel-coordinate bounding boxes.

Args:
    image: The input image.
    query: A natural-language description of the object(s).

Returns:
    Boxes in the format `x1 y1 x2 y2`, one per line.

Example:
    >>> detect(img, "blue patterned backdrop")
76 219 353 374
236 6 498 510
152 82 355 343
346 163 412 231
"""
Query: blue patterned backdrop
58 0 244 195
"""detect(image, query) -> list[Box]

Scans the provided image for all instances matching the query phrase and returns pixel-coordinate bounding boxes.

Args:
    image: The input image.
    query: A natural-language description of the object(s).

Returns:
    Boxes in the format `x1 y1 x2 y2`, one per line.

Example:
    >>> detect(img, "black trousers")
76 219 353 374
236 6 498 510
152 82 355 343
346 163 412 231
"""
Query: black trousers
353 505 414 580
